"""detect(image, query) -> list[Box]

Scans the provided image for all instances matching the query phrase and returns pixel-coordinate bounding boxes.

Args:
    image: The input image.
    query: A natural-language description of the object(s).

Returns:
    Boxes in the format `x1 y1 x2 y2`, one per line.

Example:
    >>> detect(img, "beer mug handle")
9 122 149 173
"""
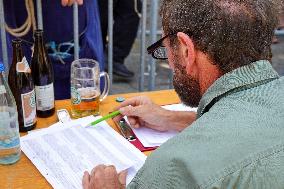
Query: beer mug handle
99 72 110 101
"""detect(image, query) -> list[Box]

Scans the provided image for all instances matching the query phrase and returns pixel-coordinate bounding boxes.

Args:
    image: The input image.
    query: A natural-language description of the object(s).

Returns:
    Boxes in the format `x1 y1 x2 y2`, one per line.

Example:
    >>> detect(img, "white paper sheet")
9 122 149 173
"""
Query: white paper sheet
131 104 197 147
21 116 146 189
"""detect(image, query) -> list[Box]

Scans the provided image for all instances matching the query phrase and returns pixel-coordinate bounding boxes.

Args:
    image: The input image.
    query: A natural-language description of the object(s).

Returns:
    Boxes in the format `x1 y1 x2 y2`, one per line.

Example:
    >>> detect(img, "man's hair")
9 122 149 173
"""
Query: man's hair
160 0 281 73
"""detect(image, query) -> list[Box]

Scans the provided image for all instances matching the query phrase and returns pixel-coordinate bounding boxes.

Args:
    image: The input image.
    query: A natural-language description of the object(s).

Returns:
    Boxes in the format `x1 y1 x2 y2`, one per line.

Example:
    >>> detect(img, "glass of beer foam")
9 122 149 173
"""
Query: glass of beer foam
70 59 110 118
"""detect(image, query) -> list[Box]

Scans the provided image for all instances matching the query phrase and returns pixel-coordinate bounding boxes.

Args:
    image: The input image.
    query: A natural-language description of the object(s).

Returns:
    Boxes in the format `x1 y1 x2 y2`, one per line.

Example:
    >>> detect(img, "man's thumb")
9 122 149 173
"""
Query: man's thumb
118 170 127 187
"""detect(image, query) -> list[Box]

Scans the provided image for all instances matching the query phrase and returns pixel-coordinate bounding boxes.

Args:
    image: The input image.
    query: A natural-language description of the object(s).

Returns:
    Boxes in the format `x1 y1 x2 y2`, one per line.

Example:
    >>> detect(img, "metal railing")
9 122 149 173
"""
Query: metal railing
139 0 173 91
36 0 43 30
148 0 159 91
138 0 147 91
73 2 79 60
108 0 114 88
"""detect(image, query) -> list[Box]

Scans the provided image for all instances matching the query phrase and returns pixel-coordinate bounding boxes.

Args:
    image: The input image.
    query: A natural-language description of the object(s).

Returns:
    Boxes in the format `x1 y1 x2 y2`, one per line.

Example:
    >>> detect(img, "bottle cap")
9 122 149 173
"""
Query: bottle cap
12 39 22 45
116 97 125 103
0 63 5 72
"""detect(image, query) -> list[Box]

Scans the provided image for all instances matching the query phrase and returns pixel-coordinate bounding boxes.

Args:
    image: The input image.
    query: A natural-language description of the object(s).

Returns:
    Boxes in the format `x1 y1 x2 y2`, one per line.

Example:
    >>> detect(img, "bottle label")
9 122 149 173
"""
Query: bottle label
21 90 37 127
16 57 31 73
35 83 55 111
0 85 6 94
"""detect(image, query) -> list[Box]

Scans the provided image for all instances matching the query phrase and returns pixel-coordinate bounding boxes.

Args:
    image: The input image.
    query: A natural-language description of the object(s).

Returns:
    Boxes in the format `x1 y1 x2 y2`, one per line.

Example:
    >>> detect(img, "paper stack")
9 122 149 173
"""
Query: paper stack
21 116 146 189
131 103 197 147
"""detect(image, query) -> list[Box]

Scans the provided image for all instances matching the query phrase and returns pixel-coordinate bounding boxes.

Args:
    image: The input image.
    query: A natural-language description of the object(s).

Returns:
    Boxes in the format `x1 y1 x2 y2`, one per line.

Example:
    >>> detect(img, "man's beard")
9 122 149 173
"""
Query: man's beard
173 60 202 107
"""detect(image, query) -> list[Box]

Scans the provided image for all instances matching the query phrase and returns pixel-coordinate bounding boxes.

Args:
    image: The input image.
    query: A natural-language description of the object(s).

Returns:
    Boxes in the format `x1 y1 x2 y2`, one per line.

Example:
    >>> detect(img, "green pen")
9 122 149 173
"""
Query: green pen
86 110 121 127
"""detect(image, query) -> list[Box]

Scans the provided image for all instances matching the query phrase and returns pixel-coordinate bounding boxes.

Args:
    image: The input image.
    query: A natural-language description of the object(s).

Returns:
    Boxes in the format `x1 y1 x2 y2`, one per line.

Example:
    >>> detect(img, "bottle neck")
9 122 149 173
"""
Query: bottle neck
34 34 45 53
12 44 24 63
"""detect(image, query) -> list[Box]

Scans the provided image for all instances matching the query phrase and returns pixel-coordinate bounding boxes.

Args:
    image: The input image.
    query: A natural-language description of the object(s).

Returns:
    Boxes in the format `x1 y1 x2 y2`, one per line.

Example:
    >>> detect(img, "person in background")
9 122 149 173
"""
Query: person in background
278 8 284 29
98 0 141 79
0 0 104 100
82 0 284 188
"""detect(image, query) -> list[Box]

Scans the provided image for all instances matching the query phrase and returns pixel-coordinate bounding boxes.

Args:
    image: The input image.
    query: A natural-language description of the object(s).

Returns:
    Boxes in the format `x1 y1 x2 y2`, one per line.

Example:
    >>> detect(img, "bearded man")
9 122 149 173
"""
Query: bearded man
82 0 284 188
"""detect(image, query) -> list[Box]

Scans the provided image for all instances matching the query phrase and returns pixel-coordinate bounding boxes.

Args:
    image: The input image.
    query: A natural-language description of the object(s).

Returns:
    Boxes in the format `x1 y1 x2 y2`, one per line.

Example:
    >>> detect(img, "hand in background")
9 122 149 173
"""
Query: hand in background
113 96 196 132
82 165 126 189
61 0 83 6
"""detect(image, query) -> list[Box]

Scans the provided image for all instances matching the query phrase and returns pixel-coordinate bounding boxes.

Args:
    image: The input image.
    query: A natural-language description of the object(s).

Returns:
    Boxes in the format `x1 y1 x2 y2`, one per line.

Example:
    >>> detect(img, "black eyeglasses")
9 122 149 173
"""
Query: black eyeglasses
147 33 176 60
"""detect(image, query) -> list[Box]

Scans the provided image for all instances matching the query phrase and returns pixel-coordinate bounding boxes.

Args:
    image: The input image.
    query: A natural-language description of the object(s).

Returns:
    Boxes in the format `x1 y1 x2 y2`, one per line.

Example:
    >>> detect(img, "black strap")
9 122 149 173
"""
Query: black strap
201 78 278 115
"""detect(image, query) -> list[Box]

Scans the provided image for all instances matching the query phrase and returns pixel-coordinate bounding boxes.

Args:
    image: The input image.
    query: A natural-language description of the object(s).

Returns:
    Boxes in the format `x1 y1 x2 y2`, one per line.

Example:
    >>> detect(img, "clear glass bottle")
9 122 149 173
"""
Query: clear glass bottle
0 63 21 165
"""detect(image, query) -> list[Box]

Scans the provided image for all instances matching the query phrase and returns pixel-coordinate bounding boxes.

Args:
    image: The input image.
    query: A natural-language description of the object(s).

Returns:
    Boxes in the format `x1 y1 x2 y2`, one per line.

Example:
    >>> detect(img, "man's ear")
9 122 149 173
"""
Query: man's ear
176 32 197 75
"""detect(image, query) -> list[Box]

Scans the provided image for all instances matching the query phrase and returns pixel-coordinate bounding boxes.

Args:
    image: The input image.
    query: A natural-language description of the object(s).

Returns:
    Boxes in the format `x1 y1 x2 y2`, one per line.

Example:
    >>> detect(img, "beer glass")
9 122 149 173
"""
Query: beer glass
70 59 110 118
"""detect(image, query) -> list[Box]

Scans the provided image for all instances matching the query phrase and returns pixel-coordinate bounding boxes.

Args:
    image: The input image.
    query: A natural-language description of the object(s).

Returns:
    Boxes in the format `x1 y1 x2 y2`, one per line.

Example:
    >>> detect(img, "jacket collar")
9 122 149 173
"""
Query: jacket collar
197 60 279 118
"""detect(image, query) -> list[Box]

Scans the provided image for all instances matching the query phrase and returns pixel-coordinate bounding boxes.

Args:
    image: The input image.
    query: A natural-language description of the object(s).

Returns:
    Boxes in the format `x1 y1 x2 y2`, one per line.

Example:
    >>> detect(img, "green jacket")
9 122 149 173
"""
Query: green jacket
128 60 284 189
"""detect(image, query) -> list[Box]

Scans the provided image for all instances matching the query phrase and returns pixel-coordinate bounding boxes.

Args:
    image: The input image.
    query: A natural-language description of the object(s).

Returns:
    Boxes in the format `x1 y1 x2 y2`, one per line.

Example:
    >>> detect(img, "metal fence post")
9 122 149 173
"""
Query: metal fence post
108 0 113 88
36 0 43 30
73 3 79 60
139 0 147 91
169 72 173 89
0 0 9 74
148 0 158 91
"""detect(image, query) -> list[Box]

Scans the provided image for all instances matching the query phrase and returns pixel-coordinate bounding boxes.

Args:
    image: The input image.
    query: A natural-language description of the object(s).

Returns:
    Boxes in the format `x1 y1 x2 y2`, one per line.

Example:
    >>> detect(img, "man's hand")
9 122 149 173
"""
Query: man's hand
61 0 83 6
113 96 196 132
82 165 127 189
